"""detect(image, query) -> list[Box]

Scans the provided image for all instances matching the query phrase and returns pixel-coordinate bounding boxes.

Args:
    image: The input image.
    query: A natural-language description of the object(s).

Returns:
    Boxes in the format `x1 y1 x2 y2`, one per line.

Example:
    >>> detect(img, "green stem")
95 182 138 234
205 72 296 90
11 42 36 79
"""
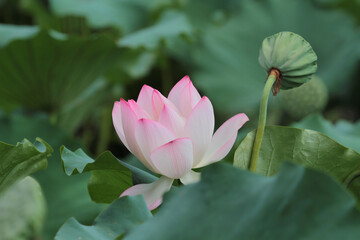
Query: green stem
96 107 112 155
160 49 172 95
249 72 277 172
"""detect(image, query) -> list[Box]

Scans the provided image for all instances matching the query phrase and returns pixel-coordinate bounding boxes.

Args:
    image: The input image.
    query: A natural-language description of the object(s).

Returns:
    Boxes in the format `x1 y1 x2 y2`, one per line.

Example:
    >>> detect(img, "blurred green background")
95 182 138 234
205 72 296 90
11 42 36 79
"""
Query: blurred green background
0 0 359 239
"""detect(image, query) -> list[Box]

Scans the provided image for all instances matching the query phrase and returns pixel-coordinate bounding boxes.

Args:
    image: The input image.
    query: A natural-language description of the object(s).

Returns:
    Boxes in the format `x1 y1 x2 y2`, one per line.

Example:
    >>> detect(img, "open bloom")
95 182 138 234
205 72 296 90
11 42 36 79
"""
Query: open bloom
112 76 248 210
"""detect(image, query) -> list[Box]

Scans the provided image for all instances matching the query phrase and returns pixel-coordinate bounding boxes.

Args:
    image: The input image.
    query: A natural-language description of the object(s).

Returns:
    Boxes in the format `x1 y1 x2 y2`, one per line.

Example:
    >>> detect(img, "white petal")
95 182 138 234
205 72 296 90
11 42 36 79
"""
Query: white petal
135 119 176 163
168 76 191 111
146 89 181 121
137 85 155 119
112 101 129 149
120 176 174 210
119 99 146 162
179 81 201 117
195 113 249 168
128 99 151 119
150 138 193 179
183 97 214 166
180 170 201 185
152 90 165 120
158 104 186 137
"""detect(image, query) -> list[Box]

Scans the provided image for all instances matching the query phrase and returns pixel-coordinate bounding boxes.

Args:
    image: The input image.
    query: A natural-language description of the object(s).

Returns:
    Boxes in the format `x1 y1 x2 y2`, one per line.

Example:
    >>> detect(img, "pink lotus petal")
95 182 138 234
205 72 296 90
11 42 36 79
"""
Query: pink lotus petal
119 99 148 167
180 170 201 185
150 138 193 179
195 113 249 168
152 90 165 120
120 176 174 210
168 76 191 112
158 104 186 137
199 133 237 168
183 97 214 166
159 93 183 116
180 81 201 117
135 119 176 165
137 85 155 119
112 101 129 149
128 100 151 119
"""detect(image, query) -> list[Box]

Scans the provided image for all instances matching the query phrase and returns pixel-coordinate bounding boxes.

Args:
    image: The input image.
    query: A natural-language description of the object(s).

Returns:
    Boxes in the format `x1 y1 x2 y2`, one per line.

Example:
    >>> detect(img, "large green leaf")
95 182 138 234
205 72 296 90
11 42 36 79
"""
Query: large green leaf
57 77 112 131
0 24 38 47
0 176 46 240
233 126 360 199
105 49 156 82
55 196 152 240
61 147 157 203
49 0 172 34
49 0 144 34
20 0 62 31
0 113 103 240
0 137 52 194
125 163 360 239
313 0 360 24
185 0 359 116
0 24 121 131
183 0 236 30
119 11 193 50
292 114 360 153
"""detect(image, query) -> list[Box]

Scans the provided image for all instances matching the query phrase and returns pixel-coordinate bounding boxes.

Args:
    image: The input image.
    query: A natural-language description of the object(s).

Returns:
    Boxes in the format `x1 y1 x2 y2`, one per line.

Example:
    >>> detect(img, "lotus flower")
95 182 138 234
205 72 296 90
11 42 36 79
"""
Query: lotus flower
112 76 249 210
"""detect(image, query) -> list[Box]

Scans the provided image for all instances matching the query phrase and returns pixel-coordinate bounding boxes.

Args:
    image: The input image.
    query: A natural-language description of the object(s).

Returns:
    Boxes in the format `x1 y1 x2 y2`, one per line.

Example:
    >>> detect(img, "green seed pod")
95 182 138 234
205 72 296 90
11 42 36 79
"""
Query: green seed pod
280 75 328 120
259 32 318 93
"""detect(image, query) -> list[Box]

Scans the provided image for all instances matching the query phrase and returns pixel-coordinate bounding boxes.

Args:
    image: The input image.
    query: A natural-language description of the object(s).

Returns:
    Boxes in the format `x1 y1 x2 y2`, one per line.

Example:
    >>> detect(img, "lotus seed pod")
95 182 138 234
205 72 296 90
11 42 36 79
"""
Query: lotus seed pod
0 177 46 240
259 32 318 94
280 75 328 119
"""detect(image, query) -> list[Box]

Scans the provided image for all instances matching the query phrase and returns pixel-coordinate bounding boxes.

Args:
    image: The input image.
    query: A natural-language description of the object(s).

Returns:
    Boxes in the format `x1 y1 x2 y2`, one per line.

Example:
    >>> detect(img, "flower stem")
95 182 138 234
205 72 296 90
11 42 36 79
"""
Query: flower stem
160 47 172 95
96 107 112 155
249 70 278 172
